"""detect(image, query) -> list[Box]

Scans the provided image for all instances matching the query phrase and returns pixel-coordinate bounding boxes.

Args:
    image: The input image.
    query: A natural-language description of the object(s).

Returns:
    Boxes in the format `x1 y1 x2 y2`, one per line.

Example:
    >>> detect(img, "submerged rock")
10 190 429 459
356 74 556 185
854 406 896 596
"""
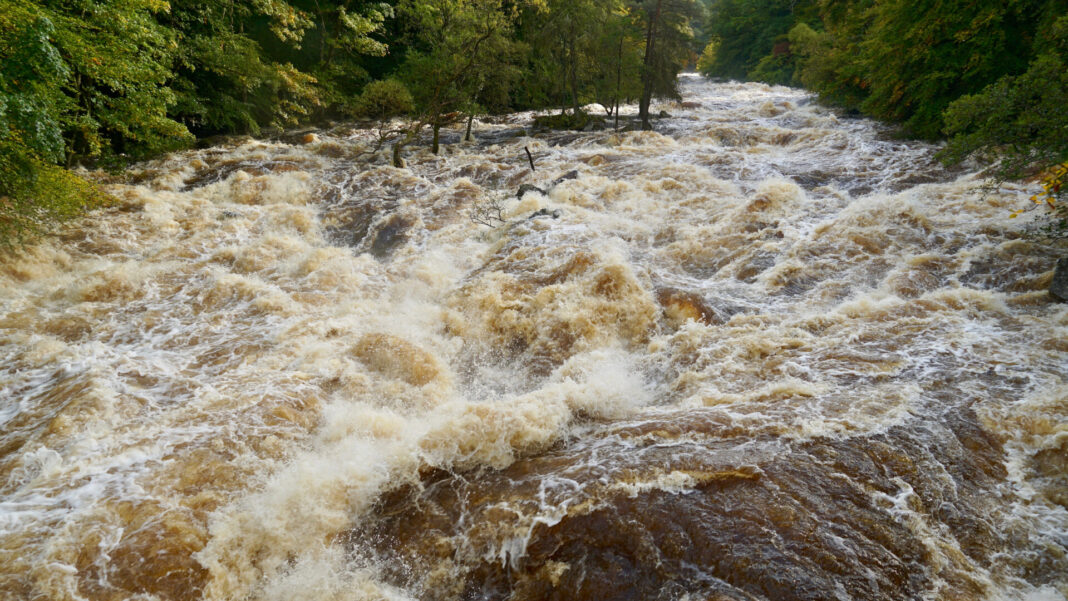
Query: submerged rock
533 111 605 131
1051 257 1068 301
655 287 723 325
352 333 444 386
528 208 562 220
552 170 579 186
370 215 412 258
517 183 547 199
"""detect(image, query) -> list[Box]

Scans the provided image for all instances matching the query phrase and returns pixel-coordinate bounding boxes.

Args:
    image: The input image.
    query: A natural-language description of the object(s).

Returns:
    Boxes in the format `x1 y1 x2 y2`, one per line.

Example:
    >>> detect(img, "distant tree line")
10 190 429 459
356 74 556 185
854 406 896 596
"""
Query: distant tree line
699 0 1068 233
1 0 701 246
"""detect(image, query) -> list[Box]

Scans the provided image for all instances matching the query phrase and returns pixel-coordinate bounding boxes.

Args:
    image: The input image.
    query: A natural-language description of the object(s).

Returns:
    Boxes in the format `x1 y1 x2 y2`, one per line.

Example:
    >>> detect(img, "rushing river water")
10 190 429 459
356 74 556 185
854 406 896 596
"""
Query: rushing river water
2 75 1067 601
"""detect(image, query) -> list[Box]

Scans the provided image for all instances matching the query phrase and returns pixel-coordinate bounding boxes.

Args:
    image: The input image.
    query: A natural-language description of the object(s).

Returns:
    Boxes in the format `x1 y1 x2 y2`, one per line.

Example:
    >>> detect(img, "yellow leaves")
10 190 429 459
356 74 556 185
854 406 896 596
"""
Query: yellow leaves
1030 161 1067 207
1013 162 1068 218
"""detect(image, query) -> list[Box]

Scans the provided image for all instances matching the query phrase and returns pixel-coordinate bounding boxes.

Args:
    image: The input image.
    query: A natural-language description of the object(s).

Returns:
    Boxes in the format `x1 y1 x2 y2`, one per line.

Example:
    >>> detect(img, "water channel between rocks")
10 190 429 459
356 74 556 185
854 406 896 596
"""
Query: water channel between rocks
1 75 1066 601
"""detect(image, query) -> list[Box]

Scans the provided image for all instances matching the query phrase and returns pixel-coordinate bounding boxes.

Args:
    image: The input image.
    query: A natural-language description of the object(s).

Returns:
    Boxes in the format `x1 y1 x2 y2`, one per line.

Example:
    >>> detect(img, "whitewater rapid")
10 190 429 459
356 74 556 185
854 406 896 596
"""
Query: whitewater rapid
1 75 1066 601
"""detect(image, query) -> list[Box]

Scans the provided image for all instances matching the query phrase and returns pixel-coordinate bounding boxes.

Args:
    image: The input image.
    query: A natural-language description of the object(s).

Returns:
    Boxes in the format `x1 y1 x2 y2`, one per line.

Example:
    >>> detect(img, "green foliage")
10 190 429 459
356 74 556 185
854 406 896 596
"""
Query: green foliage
941 14 1068 233
0 5 108 246
518 0 623 113
47 0 191 160
702 0 817 81
352 79 415 118
855 1 1038 138
289 1 394 119
639 0 701 92
0 3 101 247
0 156 109 248
788 11 873 110
748 46 795 86
0 8 68 165
696 39 717 75
398 0 526 125
165 0 320 135
942 14 1068 176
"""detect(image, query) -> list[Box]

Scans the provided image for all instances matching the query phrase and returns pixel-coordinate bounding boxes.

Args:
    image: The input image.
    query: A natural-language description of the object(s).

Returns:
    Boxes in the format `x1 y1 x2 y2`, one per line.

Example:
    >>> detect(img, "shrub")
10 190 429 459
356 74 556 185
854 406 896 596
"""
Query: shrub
352 79 415 120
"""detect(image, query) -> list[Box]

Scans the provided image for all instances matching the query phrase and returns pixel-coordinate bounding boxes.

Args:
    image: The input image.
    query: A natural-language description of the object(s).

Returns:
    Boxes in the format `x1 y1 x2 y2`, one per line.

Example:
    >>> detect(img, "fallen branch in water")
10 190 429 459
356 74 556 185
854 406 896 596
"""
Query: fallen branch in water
525 146 536 172
470 190 509 227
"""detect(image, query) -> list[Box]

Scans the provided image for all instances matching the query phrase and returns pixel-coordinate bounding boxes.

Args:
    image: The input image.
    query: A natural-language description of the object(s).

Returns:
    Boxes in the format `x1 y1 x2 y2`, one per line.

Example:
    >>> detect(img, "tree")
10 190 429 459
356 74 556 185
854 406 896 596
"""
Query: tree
163 0 321 135
941 14 1068 233
856 0 1040 138
701 0 817 83
1 1 140 246
635 0 699 129
288 0 395 118
392 0 525 161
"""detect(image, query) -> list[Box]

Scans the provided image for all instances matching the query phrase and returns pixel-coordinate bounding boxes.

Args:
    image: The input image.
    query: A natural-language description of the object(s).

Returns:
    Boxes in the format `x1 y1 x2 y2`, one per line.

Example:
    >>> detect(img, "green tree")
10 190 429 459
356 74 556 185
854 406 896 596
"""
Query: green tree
635 0 699 129
701 0 816 82
787 2 874 111
0 3 104 246
162 0 322 135
393 0 526 161
592 5 646 125
941 14 1068 232
43 0 190 162
856 0 1040 138
289 0 395 118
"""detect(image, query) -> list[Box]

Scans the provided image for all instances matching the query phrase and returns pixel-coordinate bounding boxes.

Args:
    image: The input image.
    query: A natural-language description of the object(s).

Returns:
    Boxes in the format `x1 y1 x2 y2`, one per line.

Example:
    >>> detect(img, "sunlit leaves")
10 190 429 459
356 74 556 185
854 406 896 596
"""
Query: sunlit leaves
1 3 107 246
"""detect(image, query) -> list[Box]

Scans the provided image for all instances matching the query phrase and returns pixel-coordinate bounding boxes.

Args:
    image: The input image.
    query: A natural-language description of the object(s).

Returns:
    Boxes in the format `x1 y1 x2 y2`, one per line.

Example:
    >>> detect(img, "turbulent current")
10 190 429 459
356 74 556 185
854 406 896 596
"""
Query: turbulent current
2 76 1067 601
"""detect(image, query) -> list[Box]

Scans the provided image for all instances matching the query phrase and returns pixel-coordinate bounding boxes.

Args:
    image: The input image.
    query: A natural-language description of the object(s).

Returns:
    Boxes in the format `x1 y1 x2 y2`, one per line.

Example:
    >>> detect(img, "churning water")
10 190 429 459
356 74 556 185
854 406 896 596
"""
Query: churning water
1 75 1066 601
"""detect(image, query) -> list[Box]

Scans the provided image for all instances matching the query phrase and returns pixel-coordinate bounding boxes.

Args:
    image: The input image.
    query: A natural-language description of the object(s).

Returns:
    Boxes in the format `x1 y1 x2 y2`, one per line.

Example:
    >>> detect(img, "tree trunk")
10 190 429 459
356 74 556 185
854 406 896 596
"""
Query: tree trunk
465 114 474 142
569 24 580 116
639 0 664 131
615 33 624 130
432 123 441 154
392 141 406 168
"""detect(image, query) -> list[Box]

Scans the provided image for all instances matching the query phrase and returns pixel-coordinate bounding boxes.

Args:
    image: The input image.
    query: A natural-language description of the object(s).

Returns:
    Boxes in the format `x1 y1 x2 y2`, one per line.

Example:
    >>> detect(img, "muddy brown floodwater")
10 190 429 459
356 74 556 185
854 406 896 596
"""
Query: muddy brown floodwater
1 76 1066 601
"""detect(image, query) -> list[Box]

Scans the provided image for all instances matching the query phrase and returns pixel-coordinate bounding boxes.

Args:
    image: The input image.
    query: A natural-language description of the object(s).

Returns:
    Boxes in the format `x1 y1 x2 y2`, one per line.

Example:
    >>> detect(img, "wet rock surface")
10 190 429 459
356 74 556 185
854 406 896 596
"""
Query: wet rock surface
356 407 1011 601
1050 257 1068 301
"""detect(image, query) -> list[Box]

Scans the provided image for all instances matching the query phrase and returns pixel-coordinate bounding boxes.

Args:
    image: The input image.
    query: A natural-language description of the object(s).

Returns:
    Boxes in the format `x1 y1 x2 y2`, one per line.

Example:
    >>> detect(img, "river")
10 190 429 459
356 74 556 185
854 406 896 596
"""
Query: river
1 75 1066 601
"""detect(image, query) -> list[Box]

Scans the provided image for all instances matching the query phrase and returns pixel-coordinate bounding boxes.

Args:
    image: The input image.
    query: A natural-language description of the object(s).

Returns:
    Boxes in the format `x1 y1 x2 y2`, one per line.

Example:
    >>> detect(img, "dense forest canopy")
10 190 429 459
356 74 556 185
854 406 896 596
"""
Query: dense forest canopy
0 0 702 245
2 0 1067 245
700 0 1068 231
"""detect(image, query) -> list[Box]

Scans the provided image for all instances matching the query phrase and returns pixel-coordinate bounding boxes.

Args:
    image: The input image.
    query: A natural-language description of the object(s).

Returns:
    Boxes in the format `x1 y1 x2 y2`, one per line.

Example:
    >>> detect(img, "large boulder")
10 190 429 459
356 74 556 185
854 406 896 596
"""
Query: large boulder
1051 257 1068 301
